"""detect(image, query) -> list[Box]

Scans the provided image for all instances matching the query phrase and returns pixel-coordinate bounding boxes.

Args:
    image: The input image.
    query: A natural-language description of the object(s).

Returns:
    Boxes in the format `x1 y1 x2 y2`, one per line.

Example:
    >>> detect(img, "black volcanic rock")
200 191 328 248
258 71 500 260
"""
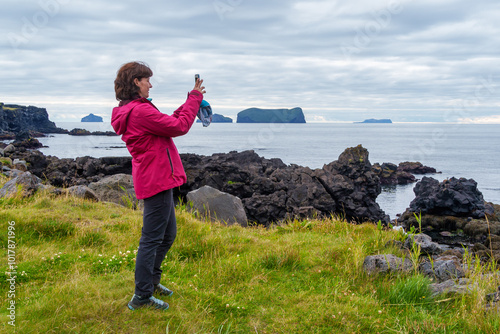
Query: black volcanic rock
9 144 387 225
81 113 103 122
0 102 67 135
372 162 416 185
237 107 306 123
399 161 438 174
409 176 485 218
177 144 386 225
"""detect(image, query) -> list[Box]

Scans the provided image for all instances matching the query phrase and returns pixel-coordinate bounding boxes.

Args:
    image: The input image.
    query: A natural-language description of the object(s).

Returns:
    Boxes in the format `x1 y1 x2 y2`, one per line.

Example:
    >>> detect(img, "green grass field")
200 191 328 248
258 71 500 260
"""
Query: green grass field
0 175 499 333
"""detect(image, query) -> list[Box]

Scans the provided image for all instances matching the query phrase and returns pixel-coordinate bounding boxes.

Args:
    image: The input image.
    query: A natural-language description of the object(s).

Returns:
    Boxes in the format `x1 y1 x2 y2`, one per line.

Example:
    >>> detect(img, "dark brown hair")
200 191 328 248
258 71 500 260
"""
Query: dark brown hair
114 61 153 101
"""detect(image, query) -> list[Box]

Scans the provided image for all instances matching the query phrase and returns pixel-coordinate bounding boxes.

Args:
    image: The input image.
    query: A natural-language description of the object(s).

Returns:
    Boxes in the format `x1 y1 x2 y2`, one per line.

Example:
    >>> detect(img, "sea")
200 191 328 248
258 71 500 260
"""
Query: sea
34 122 500 221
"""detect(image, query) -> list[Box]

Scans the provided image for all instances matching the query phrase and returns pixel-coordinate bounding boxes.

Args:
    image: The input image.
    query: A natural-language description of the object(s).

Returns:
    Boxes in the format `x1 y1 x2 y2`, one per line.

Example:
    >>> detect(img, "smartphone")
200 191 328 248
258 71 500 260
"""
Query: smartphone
195 74 200 82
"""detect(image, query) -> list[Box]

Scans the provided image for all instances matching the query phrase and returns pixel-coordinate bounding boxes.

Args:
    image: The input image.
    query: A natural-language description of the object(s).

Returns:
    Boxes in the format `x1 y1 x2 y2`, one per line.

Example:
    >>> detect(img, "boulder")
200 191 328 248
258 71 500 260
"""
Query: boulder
419 255 465 282
88 174 138 208
409 177 485 218
398 161 437 174
372 162 416 185
362 254 413 275
0 171 42 198
187 185 247 227
66 185 99 201
13 159 27 171
403 233 443 255
3 144 15 155
429 278 473 296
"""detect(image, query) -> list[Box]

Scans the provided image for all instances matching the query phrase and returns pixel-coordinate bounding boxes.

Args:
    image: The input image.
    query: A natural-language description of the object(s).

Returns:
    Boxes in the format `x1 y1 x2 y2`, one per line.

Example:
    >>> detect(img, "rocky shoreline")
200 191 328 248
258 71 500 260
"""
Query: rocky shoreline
1 138 499 245
2 137 499 305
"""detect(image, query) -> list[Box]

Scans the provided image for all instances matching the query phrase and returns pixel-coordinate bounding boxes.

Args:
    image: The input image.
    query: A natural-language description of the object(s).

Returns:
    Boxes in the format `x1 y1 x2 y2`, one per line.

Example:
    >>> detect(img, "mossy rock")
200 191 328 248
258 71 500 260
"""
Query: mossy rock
0 157 13 166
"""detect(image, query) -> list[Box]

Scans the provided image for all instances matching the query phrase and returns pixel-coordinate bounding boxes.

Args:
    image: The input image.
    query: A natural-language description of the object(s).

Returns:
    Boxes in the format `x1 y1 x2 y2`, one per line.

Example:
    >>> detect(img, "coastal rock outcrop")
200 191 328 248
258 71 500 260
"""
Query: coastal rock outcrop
398 161 438 174
0 102 67 137
178 145 387 225
7 144 387 225
372 162 416 185
409 177 485 218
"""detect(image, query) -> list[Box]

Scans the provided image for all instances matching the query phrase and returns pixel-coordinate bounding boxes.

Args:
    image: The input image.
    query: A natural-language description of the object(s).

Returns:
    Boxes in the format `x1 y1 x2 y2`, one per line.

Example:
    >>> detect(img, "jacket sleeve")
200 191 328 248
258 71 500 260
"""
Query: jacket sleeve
137 91 202 138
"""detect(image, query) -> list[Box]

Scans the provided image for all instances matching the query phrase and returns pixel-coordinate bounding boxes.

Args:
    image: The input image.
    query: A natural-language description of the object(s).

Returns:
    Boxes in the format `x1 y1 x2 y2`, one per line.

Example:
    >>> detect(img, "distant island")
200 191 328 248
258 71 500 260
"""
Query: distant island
237 107 306 123
354 118 392 124
196 113 233 123
81 113 103 122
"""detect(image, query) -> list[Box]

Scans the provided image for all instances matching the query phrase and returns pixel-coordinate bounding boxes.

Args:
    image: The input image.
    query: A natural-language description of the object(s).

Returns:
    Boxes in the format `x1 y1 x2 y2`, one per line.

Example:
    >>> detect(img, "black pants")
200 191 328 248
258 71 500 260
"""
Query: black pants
135 189 177 297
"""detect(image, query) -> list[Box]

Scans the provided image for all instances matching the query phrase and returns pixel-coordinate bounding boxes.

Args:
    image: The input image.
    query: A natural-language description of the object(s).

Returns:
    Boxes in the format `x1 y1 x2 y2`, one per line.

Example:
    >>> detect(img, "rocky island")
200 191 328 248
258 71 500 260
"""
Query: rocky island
237 107 306 123
355 118 392 124
196 113 232 123
81 113 103 122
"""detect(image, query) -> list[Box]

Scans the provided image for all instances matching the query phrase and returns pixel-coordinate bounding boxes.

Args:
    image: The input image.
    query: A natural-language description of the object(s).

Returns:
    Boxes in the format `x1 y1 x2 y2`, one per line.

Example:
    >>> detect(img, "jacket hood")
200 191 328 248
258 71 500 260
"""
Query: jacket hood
111 100 140 135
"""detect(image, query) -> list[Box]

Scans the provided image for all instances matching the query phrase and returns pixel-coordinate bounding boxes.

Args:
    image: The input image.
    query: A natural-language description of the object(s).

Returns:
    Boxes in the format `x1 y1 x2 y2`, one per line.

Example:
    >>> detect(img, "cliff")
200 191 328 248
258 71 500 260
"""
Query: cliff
0 102 67 136
81 113 103 122
237 107 306 123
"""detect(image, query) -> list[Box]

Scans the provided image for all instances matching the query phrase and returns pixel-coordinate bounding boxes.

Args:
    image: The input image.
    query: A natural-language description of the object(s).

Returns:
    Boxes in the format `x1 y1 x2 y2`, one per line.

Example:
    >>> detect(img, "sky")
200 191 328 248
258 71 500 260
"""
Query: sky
1 0 500 123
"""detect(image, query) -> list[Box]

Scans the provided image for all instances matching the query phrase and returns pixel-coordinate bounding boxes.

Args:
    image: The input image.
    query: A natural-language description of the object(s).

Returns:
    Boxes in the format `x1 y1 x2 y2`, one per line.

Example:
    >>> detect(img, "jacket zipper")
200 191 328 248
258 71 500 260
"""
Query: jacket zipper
166 148 176 181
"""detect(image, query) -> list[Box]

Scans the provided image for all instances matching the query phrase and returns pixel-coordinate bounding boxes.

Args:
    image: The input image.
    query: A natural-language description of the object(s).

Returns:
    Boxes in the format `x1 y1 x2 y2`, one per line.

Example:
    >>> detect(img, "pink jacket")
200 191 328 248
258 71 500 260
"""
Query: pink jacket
111 91 203 199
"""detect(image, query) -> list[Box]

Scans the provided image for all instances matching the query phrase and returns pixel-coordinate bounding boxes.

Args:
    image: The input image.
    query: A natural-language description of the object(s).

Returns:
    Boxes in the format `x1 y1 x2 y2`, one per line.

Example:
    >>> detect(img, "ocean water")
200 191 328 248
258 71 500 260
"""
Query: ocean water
37 122 500 220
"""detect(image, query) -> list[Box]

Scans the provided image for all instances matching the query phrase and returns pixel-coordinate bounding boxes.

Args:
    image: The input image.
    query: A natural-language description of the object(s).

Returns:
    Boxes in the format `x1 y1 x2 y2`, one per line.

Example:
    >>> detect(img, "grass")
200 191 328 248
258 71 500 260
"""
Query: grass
0 174 499 333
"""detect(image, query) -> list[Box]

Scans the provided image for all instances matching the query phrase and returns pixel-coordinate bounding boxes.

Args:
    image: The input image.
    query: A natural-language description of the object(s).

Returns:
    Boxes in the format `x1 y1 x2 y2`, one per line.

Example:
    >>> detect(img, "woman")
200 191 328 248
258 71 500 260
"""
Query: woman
111 61 205 310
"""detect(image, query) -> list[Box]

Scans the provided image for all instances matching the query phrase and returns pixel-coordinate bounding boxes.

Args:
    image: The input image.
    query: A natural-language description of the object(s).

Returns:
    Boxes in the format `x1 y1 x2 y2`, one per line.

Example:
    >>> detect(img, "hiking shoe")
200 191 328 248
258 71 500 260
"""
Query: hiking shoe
127 294 169 311
154 283 174 296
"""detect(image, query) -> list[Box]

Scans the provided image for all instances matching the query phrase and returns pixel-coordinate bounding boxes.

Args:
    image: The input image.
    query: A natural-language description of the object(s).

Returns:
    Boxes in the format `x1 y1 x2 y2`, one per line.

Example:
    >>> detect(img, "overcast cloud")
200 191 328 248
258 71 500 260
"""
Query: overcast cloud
1 0 500 122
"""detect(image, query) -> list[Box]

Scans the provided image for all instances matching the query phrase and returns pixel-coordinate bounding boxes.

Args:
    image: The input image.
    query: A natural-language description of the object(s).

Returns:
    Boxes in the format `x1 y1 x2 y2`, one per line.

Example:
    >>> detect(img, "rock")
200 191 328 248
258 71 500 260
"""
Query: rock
486 287 500 311
66 185 99 201
186 185 247 227
236 107 306 123
4 144 15 155
362 254 413 275
429 278 472 296
88 174 137 208
12 159 27 172
0 171 42 198
464 219 500 237
403 233 443 255
3 169 24 179
69 128 92 136
419 255 465 282
12 137 43 149
372 162 416 185
409 177 486 218
398 161 438 174
0 157 12 166
11 149 132 187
